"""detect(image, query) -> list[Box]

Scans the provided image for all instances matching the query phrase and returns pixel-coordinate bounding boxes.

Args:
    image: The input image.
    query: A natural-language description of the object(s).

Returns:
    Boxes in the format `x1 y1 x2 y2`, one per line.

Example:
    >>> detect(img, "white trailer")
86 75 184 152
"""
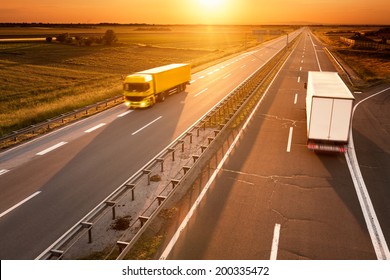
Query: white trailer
306 71 355 152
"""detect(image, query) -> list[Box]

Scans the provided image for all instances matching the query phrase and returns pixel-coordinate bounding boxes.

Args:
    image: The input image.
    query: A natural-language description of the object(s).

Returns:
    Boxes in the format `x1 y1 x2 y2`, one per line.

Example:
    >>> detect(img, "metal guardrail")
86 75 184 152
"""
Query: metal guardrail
36 40 295 260
0 95 124 148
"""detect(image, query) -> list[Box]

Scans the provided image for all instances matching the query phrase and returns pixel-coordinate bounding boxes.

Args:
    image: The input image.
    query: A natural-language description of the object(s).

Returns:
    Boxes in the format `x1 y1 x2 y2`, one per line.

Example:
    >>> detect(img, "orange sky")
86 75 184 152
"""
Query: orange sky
1 0 389 25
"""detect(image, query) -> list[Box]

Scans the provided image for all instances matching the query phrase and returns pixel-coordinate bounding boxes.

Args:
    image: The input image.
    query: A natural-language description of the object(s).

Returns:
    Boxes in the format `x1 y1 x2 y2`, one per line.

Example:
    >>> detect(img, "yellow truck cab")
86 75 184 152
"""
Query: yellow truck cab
123 63 191 108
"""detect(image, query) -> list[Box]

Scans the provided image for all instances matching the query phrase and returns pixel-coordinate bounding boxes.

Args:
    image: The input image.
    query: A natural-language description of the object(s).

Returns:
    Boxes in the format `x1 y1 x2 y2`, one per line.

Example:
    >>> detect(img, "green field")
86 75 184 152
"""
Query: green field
0 24 293 137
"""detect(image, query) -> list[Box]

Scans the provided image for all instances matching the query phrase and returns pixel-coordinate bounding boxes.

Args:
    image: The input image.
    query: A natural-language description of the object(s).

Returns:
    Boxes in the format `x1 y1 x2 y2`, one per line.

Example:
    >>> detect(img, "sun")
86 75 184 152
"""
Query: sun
199 0 224 10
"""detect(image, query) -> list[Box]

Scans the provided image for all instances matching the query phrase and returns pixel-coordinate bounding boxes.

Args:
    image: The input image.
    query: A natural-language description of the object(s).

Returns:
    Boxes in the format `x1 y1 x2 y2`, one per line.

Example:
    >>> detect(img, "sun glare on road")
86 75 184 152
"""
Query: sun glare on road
199 0 224 10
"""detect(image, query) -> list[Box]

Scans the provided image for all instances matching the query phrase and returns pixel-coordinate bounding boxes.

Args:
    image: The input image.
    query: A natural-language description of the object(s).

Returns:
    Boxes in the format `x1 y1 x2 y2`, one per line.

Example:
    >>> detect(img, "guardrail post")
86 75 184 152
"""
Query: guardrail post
201 145 207 152
139 216 149 227
157 158 164 172
168 148 175 161
125 184 135 201
208 137 214 144
192 155 200 163
171 179 180 189
106 201 116 219
81 222 93 243
143 170 151 185
186 132 193 144
50 249 64 259
183 166 191 175
178 140 185 152
117 241 129 254
157 196 167 205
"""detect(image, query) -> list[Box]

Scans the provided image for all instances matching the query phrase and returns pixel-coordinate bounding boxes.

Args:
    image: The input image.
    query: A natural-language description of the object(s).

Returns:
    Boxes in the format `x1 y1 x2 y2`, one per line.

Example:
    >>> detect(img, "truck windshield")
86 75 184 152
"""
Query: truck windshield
124 83 150 92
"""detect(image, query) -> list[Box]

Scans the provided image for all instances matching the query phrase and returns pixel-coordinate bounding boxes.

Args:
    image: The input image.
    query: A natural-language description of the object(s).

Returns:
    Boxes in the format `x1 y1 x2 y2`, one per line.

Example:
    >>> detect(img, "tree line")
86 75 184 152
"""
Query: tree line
47 29 118 46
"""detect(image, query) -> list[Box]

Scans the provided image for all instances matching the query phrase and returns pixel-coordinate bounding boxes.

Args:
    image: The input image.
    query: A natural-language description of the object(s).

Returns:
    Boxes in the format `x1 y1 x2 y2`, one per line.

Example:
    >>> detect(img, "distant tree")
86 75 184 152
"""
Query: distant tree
102 29 117 45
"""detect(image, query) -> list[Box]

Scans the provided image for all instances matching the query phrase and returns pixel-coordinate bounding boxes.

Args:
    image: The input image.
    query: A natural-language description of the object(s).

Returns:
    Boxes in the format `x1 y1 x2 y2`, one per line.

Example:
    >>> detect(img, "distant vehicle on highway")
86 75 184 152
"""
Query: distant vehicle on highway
123 63 191 108
305 71 355 152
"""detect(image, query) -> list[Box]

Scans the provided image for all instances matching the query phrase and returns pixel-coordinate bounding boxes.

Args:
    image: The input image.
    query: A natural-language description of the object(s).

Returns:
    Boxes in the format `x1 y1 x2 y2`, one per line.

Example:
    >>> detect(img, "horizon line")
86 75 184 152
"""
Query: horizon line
1 22 389 26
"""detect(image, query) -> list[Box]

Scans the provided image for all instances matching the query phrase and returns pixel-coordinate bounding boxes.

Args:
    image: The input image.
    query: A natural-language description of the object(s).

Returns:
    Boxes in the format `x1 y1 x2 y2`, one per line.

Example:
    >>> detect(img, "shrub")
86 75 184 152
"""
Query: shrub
56 33 69 43
103 29 117 45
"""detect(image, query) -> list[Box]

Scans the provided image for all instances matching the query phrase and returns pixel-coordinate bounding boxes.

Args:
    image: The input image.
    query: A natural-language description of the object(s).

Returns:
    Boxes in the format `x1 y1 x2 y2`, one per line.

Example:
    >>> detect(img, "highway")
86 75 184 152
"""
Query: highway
159 29 390 260
0 30 301 259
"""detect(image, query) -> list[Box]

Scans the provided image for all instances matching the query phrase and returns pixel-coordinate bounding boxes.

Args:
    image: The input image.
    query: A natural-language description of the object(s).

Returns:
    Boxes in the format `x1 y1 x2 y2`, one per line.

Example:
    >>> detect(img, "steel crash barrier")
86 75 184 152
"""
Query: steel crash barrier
36 37 299 260
0 95 124 149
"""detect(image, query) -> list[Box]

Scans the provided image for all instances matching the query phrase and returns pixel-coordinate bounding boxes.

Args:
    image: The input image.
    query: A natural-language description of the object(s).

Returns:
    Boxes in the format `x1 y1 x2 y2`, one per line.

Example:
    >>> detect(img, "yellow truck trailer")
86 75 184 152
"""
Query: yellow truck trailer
123 63 191 108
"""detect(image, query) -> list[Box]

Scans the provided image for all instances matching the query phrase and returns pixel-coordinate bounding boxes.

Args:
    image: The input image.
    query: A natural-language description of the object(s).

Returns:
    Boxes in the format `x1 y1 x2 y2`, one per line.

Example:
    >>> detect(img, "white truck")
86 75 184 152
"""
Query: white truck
306 71 355 152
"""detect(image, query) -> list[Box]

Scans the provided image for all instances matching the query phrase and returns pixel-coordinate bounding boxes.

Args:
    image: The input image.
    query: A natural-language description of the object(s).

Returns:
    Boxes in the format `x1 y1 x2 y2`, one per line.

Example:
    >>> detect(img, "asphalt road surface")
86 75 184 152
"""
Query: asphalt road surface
160 29 389 260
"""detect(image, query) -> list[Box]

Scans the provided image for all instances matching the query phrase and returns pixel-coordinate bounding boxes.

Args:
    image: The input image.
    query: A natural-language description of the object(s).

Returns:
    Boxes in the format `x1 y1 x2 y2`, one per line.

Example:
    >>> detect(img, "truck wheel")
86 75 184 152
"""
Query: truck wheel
158 92 166 102
178 84 186 93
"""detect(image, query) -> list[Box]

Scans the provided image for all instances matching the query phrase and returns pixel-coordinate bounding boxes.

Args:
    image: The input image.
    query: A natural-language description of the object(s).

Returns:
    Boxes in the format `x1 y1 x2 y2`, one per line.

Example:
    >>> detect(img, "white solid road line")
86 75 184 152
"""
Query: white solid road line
0 191 41 219
117 111 133 118
194 88 208 97
270 223 281 260
222 73 231 80
0 169 10 176
345 86 390 260
131 116 162 136
287 127 293 152
36 141 68 156
84 123 106 133
308 33 322 71
345 144 390 260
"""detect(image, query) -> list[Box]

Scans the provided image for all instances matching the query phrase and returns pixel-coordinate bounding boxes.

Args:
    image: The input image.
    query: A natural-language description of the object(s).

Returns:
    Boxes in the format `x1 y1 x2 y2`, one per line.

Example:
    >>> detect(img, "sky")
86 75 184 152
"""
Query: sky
1 0 389 25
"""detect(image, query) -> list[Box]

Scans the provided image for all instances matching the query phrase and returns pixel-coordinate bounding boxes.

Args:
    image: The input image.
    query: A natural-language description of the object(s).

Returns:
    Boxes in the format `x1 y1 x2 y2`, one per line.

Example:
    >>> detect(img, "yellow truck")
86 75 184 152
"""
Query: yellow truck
123 63 191 108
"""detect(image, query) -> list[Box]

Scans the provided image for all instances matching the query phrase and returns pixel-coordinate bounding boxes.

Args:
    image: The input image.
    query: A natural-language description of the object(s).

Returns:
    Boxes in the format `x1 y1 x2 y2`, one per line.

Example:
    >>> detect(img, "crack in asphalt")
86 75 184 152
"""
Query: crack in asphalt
259 113 305 128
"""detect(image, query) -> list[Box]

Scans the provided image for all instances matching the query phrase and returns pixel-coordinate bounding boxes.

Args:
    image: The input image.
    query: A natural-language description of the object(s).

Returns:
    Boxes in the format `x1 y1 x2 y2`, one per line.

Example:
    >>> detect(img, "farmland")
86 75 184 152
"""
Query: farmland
311 26 390 86
0 24 292 137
